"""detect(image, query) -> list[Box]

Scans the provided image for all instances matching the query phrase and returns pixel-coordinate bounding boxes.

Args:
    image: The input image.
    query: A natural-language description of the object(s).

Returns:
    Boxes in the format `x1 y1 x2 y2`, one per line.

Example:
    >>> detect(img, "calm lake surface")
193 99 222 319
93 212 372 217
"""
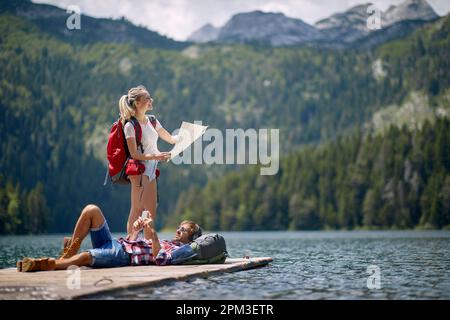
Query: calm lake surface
1 231 449 299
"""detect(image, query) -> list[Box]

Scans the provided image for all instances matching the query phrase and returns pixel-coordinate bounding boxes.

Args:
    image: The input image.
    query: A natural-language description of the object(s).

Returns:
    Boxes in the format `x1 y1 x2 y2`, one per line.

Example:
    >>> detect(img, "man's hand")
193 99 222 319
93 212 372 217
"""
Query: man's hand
132 216 145 233
142 218 155 241
143 218 154 230
142 218 161 257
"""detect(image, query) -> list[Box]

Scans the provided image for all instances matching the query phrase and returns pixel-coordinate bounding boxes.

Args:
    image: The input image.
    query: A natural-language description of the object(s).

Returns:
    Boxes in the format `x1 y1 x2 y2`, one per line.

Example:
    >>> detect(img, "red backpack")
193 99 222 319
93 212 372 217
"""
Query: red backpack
104 115 160 185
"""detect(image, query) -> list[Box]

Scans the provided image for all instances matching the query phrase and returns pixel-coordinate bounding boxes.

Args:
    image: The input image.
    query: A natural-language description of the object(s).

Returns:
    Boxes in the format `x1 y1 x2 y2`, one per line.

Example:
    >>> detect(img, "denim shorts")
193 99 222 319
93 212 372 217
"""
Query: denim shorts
88 220 130 268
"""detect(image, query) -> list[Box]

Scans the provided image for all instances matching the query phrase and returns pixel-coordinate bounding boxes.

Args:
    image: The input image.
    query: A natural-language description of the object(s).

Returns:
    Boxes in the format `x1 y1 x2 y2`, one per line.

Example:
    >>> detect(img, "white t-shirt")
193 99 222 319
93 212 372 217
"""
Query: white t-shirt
124 116 162 155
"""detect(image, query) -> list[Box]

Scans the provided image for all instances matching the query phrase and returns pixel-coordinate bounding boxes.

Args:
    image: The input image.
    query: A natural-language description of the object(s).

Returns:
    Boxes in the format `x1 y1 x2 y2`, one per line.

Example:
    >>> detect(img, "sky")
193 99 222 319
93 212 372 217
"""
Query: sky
33 0 450 41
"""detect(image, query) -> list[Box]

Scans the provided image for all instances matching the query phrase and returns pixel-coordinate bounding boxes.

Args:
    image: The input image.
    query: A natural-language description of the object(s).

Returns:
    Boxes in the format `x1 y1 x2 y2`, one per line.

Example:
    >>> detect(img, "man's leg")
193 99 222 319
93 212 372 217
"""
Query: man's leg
19 205 105 272
54 252 92 270
59 204 105 259
21 252 93 272
71 204 106 240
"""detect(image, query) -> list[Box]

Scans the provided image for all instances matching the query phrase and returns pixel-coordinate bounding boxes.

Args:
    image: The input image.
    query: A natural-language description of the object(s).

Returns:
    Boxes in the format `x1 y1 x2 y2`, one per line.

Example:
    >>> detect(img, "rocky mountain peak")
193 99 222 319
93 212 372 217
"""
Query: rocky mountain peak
383 0 439 26
187 0 440 48
187 23 220 43
217 10 319 46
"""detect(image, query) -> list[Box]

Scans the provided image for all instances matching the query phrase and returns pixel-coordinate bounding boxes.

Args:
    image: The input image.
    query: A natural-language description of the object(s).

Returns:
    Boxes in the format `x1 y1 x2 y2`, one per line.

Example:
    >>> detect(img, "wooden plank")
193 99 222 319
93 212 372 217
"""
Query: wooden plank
0 257 272 300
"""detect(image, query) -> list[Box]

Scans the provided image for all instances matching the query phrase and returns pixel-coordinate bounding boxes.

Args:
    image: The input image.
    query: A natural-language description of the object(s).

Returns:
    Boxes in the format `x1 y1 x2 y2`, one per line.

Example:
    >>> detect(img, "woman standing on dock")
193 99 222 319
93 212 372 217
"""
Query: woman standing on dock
118 85 180 236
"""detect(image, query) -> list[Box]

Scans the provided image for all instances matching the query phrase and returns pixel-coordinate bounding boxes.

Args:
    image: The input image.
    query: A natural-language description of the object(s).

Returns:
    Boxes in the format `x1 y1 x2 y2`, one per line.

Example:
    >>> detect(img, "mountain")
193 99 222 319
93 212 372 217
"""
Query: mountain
215 11 320 46
188 23 220 43
0 3 448 234
189 10 320 46
315 0 438 45
189 0 440 48
351 18 431 49
314 3 372 43
0 0 188 50
383 0 439 26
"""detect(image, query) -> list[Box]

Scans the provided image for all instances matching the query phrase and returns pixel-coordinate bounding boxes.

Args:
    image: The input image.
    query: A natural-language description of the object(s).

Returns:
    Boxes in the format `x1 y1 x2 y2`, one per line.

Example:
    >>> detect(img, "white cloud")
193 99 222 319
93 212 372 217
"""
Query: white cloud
32 0 450 41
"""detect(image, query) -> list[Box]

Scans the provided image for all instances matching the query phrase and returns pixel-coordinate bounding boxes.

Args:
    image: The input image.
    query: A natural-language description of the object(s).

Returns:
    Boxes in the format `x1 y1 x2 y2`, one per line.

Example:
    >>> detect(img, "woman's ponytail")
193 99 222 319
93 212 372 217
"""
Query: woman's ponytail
119 94 135 124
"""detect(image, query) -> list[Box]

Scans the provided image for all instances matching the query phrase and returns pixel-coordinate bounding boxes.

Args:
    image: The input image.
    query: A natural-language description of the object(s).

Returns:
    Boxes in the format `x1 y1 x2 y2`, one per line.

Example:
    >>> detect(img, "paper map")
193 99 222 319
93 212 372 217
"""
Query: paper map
170 121 208 160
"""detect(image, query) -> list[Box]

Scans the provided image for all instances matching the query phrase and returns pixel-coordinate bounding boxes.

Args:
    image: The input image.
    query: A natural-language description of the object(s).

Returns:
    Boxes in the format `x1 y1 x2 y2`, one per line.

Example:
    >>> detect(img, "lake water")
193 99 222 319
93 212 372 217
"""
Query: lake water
1 231 449 299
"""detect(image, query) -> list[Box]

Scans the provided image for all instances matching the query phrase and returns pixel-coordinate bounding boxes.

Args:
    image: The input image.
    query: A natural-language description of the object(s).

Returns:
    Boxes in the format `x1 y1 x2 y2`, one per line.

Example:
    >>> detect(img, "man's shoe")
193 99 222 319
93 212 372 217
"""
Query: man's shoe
58 237 81 259
16 260 22 272
58 237 72 257
21 257 56 272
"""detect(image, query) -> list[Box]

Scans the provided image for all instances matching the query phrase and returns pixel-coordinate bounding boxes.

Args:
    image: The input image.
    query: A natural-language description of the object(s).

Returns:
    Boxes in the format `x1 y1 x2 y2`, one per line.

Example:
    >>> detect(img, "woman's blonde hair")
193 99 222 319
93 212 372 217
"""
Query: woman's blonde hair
119 85 149 123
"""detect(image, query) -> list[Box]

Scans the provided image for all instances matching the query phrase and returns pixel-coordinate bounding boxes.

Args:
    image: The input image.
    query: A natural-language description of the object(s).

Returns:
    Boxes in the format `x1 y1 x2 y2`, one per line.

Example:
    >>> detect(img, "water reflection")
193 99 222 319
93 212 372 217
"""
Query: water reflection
1 231 449 299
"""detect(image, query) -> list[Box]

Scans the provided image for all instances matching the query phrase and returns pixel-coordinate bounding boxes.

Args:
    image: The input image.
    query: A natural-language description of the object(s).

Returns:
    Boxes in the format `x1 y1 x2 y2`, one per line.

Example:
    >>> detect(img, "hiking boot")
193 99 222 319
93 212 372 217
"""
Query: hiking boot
21 257 56 272
17 257 48 272
58 237 81 259
58 237 72 257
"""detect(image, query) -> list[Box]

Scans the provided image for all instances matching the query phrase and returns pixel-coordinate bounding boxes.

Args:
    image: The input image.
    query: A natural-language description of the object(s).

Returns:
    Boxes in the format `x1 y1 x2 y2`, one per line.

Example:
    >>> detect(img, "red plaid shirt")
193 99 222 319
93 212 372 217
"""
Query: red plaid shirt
117 236 182 266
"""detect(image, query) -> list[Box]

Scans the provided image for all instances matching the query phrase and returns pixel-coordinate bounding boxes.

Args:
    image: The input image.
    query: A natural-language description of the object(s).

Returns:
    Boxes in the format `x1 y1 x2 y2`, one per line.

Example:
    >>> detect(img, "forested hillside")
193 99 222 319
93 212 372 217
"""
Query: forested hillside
0 10 449 233
170 118 450 230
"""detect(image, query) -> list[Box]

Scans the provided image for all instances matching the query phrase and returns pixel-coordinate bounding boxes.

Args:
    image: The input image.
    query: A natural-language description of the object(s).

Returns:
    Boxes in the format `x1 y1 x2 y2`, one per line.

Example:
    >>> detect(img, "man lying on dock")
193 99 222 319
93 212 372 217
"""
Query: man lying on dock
16 204 202 272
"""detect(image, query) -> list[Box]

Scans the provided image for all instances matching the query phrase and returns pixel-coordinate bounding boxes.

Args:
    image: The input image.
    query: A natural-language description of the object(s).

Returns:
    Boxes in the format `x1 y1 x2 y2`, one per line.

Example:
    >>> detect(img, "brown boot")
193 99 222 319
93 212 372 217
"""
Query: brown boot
58 237 72 257
21 257 56 272
16 260 22 272
58 237 81 259
17 257 47 272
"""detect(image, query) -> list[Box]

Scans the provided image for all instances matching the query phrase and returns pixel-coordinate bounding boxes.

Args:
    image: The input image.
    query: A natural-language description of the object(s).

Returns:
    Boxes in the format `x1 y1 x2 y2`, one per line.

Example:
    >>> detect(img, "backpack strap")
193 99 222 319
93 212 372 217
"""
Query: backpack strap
127 117 144 154
148 115 157 129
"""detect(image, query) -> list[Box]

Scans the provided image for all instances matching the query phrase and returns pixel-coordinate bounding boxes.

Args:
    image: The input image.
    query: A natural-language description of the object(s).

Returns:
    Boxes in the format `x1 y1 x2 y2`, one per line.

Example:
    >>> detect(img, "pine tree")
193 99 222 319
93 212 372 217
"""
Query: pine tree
24 183 48 234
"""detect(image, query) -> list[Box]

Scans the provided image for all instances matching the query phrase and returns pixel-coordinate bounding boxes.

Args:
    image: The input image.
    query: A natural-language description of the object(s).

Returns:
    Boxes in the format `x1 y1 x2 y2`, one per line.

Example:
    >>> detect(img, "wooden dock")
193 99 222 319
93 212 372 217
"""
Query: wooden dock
0 257 272 299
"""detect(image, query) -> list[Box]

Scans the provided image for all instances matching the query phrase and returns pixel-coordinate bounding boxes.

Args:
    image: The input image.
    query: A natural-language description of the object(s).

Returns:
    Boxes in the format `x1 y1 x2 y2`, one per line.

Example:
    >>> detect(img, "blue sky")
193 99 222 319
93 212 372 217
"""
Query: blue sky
33 0 450 41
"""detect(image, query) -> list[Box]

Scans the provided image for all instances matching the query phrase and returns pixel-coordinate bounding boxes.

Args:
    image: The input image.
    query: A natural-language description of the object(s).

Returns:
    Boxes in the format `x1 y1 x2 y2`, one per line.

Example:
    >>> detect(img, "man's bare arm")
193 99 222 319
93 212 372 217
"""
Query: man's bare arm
149 228 161 257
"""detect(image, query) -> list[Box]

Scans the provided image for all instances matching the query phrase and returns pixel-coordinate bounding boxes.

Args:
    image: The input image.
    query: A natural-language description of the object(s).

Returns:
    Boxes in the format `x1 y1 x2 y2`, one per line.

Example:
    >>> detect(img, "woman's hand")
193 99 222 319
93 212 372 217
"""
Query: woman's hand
171 134 182 145
148 152 171 161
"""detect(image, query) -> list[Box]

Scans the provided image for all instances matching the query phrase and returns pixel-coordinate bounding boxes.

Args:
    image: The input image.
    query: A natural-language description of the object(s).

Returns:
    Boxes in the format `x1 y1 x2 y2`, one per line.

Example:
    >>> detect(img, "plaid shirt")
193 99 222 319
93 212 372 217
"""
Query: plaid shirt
117 236 182 266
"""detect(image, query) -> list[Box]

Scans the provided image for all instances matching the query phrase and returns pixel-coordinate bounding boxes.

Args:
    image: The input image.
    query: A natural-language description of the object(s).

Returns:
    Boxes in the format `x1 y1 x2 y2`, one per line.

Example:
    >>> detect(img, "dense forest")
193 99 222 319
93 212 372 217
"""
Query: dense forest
170 118 450 230
0 9 449 233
